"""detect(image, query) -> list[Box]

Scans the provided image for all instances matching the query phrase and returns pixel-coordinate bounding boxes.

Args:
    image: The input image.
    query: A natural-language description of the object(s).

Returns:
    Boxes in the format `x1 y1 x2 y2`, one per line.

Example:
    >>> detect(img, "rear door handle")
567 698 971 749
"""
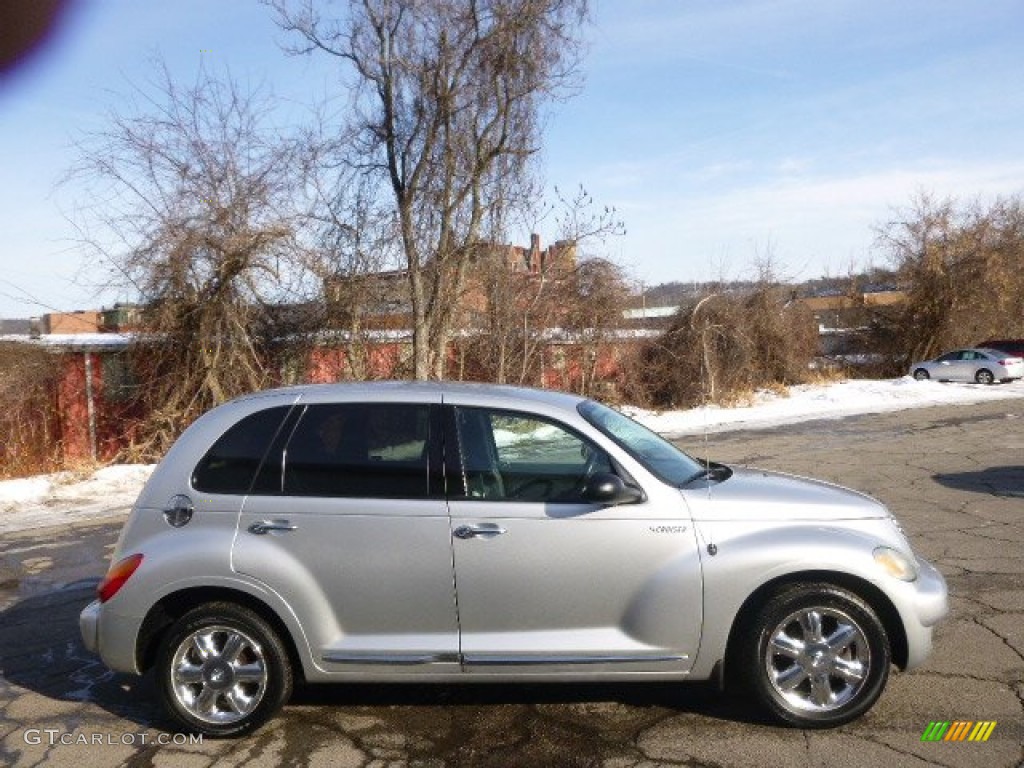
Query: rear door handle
453 523 507 540
248 520 297 535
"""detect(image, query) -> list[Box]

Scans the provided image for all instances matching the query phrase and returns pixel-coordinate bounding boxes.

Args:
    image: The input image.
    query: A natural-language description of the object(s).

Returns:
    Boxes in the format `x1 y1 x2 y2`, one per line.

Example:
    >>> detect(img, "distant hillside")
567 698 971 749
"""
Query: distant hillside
640 268 901 306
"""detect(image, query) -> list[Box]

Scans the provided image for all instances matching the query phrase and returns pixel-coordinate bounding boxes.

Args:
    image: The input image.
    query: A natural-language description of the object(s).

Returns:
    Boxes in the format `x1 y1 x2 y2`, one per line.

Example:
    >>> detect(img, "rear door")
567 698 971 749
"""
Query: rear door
446 405 702 676
232 399 460 675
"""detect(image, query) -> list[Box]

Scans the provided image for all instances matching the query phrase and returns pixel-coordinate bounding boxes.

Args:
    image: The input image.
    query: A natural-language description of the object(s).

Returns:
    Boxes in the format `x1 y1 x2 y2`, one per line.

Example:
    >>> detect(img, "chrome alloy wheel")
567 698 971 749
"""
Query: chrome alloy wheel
765 607 870 712
170 625 269 724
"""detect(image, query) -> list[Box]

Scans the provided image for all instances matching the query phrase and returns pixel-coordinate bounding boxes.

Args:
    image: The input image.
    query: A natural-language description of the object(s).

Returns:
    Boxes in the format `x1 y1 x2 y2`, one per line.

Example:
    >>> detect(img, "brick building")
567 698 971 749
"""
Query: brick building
2 234 639 472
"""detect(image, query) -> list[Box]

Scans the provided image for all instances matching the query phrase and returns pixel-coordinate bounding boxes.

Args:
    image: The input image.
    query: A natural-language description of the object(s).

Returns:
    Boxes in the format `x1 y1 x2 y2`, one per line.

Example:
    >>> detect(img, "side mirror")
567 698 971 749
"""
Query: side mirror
583 472 644 505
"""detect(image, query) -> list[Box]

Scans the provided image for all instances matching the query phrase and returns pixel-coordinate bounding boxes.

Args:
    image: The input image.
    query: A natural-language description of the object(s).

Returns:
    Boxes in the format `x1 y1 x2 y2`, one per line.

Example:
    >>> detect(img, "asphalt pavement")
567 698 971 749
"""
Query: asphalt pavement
1 397 1022 767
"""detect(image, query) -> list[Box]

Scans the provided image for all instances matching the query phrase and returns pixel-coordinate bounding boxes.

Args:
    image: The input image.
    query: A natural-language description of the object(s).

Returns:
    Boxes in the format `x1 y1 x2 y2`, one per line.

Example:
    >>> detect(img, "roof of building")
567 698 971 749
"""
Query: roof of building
0 333 133 350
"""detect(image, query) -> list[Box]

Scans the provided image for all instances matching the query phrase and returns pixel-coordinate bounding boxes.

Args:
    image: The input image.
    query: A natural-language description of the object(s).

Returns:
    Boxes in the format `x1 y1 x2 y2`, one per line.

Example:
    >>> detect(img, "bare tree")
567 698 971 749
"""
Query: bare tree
67 63 306 456
459 246 540 383
302 158 407 380
458 185 625 388
544 186 629 395
270 0 590 379
457 236 570 385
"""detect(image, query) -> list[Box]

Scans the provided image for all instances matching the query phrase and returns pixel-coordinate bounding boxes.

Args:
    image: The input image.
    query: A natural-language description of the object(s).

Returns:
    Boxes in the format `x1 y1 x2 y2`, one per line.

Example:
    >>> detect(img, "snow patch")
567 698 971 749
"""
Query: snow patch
0 464 154 534
627 377 1024 437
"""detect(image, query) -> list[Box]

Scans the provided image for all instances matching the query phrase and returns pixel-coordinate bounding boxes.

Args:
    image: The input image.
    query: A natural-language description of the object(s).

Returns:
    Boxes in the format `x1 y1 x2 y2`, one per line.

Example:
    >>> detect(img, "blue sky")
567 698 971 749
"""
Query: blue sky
1 0 1022 317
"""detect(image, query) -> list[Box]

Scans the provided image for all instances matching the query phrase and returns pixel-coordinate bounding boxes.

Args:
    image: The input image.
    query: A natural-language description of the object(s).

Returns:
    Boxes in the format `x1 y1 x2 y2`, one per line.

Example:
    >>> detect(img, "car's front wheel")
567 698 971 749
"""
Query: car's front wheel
733 584 890 728
156 602 293 737
912 368 930 380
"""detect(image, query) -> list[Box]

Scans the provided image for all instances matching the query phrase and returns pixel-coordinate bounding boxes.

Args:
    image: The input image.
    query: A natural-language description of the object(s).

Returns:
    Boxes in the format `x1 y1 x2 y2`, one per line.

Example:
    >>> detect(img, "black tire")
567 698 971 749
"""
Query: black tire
731 584 890 728
156 602 293 737
975 369 994 385
912 369 930 381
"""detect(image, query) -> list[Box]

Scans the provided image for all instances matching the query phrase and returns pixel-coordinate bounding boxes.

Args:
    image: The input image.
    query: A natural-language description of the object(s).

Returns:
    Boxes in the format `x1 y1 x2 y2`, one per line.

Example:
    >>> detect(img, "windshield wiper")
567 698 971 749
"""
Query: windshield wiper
681 462 731 486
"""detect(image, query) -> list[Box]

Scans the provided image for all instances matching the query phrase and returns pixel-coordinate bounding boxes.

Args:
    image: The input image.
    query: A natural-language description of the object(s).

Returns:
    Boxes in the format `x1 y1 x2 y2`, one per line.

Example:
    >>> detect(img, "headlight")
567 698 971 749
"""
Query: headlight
873 546 918 582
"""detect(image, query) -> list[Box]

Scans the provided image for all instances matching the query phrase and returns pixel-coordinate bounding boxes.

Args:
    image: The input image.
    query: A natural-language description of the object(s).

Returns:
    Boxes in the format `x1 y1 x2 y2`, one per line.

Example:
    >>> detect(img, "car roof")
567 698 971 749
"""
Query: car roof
229 380 589 410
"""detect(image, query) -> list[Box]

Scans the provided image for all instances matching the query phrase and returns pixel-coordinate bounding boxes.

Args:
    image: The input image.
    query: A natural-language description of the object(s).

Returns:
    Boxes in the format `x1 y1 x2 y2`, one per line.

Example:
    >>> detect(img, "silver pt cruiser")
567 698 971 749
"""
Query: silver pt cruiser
80 382 948 736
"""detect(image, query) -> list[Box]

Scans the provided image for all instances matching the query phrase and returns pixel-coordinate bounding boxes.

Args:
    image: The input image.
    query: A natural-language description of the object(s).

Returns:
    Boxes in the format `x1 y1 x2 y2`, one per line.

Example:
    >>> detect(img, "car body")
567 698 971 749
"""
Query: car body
977 338 1024 359
80 381 948 736
910 347 1024 384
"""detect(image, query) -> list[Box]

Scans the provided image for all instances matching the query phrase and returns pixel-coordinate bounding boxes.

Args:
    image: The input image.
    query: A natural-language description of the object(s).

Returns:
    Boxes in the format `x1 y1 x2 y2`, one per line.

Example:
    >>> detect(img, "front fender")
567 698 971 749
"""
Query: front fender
689 519 914 678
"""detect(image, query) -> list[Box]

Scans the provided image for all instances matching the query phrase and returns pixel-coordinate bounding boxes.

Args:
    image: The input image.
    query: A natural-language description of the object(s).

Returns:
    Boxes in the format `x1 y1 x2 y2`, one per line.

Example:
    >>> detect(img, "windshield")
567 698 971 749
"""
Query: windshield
577 400 705 487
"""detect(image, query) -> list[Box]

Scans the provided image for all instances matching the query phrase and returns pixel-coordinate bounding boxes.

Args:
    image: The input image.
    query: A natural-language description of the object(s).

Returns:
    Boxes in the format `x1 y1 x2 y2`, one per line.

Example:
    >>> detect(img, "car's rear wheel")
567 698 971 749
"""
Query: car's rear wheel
912 368 930 380
156 602 292 737
975 369 995 385
733 584 890 728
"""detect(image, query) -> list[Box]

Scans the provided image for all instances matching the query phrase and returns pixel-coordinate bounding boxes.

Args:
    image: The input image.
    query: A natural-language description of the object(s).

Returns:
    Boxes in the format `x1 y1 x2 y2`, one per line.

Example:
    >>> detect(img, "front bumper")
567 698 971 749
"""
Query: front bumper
901 556 949 670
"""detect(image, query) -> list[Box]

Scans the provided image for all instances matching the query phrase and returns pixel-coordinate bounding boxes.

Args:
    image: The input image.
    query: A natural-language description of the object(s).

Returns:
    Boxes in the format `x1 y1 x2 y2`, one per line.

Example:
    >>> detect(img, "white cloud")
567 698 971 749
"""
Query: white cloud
617 161 1024 282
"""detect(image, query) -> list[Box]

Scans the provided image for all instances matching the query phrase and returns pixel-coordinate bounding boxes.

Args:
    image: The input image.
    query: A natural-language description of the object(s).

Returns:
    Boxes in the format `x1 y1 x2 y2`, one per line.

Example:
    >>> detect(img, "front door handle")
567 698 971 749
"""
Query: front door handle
453 523 507 540
248 520 298 535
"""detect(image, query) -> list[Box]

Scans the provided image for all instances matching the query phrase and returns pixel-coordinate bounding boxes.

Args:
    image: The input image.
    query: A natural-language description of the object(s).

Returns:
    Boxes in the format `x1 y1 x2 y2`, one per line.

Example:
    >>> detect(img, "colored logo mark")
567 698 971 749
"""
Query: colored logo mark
921 721 997 742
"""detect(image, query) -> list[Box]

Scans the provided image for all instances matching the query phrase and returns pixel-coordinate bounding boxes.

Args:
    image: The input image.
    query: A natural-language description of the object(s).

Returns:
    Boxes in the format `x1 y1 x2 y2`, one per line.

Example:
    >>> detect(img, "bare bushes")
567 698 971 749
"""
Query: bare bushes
0 344 62 478
872 194 1024 366
636 287 817 409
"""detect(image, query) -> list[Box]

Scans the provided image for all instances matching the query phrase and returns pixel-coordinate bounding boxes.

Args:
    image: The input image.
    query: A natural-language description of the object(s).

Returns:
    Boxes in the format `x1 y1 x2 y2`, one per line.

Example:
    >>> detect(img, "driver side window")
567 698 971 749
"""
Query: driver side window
455 407 611 502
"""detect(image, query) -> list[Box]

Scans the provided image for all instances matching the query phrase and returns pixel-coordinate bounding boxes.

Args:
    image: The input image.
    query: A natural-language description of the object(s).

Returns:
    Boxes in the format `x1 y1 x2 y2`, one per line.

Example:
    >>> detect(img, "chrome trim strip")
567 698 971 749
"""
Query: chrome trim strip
322 651 688 666
462 654 688 666
322 652 460 665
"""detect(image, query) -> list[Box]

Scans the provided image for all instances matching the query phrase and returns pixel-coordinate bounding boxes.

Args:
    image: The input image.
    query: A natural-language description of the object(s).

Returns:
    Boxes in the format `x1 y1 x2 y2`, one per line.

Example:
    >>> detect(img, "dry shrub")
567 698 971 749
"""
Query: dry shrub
803 366 846 387
716 387 759 408
0 343 62 478
51 457 105 484
635 286 818 409
873 193 1024 366
759 380 792 398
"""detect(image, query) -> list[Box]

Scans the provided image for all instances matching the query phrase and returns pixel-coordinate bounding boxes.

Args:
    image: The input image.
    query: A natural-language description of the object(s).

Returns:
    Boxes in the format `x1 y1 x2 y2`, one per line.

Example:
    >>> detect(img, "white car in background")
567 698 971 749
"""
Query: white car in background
911 348 1024 384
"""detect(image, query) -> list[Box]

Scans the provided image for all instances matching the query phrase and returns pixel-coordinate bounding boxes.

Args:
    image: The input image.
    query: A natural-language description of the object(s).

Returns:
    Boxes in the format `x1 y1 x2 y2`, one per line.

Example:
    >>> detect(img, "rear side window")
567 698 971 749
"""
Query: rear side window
282 403 431 498
192 406 292 494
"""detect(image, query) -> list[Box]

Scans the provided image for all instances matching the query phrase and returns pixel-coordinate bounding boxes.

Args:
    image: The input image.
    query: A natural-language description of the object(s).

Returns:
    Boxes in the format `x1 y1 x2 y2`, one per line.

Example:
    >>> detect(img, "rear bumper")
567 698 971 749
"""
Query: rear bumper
79 599 100 654
78 599 145 674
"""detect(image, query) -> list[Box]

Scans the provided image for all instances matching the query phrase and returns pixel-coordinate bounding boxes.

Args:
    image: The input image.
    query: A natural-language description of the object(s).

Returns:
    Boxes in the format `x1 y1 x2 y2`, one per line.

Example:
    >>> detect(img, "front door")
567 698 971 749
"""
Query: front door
935 351 969 380
447 405 702 676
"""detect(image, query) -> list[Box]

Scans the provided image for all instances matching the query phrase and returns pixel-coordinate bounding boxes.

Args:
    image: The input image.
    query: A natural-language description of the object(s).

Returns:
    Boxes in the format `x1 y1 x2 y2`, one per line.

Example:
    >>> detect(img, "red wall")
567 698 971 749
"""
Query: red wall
307 343 407 382
48 339 637 464
55 352 98 462
54 351 134 463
